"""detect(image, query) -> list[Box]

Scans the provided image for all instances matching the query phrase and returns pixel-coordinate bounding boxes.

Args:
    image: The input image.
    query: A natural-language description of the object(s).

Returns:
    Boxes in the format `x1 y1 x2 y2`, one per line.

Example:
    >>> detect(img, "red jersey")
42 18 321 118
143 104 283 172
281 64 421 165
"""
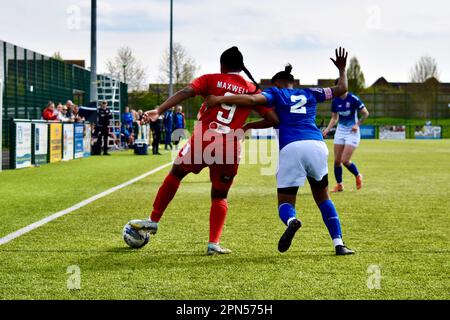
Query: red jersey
190 73 272 137
175 73 271 188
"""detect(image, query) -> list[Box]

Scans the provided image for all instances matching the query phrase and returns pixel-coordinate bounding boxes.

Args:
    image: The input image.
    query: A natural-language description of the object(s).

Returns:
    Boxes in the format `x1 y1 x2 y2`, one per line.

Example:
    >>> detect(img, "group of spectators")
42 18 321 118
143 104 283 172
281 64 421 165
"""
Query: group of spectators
42 100 85 123
121 105 186 155
41 99 187 156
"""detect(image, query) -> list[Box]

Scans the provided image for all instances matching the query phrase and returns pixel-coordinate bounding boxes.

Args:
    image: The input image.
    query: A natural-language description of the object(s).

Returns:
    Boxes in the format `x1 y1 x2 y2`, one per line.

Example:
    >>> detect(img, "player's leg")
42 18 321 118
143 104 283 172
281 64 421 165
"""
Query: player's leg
206 165 238 255
304 140 354 255
130 140 200 233
101 129 110 155
308 176 353 255
277 187 302 253
332 143 345 193
129 164 189 233
276 142 305 253
342 143 363 190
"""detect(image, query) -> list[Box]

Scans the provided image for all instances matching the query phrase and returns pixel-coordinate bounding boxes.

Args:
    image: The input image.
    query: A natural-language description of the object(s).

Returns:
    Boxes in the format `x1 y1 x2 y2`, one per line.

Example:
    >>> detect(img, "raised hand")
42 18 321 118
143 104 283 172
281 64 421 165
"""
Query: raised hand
330 47 348 71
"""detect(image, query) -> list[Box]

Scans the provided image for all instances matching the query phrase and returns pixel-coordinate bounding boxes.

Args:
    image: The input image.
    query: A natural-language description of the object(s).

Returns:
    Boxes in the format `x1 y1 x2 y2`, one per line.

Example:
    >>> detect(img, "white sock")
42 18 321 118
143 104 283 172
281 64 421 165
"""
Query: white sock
287 218 296 226
333 238 344 247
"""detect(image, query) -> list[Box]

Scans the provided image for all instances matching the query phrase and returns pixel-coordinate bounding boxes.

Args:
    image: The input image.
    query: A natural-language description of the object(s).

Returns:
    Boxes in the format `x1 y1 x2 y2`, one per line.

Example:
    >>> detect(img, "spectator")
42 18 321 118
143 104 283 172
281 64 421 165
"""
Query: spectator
151 115 163 155
122 106 134 128
121 125 134 149
131 109 139 135
72 105 85 123
163 107 174 150
97 101 113 156
65 100 74 119
58 105 70 122
42 101 57 121
137 109 144 123
173 105 186 149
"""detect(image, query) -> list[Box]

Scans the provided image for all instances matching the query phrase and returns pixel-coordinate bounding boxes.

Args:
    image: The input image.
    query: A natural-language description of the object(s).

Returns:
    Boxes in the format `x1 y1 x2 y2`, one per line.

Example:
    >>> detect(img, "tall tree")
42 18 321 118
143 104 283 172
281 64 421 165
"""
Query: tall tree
159 43 199 88
52 52 64 61
410 56 439 82
347 57 366 93
106 47 147 91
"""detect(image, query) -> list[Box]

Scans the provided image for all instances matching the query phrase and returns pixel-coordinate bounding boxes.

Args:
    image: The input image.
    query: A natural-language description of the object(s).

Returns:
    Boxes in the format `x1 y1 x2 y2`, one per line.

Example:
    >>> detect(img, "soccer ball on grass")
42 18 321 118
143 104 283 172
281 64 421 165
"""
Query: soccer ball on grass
123 223 149 249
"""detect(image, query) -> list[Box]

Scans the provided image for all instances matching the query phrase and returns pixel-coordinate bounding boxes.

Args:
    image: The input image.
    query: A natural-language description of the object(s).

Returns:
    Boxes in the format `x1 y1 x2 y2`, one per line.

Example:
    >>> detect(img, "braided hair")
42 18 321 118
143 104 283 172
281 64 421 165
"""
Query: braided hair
220 46 260 93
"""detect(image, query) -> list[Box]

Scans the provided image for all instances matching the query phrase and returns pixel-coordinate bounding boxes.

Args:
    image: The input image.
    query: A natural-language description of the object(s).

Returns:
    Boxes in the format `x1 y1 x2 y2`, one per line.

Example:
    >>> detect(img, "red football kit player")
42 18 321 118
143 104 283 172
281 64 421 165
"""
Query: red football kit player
129 47 279 255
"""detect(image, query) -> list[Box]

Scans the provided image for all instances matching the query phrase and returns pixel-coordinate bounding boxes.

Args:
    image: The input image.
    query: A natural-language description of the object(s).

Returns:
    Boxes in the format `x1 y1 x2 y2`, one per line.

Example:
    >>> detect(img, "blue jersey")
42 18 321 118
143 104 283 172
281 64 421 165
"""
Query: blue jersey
164 111 174 129
122 112 134 127
262 86 333 150
174 113 185 129
331 93 365 129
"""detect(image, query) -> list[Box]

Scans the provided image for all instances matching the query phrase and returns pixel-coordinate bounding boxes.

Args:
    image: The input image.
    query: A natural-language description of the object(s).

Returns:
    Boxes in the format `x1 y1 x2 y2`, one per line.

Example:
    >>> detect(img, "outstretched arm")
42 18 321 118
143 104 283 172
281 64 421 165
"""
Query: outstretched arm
323 112 339 138
205 94 268 108
330 47 349 98
143 86 195 123
243 110 280 131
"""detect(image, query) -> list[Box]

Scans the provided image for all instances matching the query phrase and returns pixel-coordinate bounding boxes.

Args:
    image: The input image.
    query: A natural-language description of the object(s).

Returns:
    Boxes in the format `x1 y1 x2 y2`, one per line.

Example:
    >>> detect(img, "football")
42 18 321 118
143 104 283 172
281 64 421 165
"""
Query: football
123 223 150 249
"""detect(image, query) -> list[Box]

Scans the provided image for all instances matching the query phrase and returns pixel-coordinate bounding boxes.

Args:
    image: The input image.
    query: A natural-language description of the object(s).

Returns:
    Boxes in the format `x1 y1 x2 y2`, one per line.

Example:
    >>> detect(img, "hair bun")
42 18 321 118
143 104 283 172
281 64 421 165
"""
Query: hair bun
285 64 293 74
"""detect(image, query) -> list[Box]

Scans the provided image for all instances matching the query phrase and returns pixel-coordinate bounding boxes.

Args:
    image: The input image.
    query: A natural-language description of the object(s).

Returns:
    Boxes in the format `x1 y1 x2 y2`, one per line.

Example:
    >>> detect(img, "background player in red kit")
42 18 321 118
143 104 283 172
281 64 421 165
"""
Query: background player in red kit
129 47 279 255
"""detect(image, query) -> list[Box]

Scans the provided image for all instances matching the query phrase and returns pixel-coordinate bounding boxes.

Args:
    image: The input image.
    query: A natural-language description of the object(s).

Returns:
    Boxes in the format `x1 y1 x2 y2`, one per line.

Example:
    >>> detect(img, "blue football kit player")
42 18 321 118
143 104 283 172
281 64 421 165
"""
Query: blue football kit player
206 48 354 255
323 85 369 193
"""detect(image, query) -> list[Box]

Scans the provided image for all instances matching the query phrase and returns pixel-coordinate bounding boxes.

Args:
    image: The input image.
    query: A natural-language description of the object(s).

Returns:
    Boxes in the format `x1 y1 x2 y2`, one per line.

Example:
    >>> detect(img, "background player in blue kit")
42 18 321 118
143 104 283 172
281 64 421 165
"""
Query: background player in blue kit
206 48 355 255
323 82 370 193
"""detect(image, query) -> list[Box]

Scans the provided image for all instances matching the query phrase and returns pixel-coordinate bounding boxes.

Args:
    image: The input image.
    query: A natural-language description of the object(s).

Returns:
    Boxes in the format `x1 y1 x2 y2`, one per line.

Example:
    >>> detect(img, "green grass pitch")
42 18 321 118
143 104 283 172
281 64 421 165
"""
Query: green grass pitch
0 140 449 300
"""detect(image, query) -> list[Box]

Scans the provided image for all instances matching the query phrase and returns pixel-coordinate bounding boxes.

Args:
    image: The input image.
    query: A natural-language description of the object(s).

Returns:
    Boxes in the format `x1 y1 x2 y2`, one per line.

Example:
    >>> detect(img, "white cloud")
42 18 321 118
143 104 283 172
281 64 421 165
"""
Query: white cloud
1 0 449 86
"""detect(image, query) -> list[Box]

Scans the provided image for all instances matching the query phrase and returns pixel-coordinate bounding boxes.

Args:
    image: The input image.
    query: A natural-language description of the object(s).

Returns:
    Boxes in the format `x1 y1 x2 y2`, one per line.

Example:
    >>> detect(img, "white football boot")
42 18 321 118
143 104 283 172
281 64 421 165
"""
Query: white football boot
129 219 159 235
206 243 232 256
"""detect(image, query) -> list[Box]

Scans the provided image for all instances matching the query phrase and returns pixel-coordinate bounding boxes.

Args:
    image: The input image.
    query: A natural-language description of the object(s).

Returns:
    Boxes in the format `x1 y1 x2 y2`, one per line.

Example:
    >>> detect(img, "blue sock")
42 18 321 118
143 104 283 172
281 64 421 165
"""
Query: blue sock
344 162 360 177
334 166 343 184
279 203 297 226
319 200 342 241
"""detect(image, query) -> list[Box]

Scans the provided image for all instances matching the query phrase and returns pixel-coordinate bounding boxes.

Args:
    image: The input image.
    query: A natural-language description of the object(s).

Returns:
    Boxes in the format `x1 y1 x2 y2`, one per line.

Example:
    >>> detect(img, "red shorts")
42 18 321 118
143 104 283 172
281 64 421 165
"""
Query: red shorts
175 136 241 191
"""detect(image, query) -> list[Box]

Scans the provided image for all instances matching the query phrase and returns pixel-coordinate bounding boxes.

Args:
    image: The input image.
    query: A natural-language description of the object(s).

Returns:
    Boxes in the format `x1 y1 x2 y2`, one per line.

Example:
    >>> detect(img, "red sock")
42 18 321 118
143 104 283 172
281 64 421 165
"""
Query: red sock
150 174 181 222
209 199 229 244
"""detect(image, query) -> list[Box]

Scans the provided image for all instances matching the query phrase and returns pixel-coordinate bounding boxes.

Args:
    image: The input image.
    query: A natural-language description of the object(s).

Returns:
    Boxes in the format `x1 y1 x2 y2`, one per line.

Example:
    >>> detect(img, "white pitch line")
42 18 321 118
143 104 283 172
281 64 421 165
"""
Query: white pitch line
0 162 173 246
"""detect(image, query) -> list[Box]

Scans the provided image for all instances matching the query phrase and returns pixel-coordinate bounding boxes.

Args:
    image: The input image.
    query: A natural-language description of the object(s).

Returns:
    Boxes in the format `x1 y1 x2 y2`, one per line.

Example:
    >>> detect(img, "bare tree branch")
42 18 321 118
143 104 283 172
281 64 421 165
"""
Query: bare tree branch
159 43 199 87
410 56 439 83
106 47 148 91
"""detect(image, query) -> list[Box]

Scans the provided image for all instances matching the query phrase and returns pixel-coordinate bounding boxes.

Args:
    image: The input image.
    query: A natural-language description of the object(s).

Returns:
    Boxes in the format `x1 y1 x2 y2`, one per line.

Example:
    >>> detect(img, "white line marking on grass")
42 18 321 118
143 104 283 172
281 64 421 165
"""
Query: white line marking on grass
0 162 173 246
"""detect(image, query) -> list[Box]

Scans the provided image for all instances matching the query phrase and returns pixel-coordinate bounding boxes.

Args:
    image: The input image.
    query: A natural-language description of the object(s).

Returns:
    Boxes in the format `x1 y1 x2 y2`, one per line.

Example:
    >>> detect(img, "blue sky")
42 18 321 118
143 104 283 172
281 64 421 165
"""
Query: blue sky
1 0 449 85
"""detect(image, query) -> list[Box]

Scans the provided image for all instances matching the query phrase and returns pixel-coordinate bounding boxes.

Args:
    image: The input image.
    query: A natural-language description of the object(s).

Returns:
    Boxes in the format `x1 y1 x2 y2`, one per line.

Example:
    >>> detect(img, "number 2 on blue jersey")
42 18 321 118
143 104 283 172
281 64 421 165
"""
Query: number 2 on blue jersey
290 95 307 114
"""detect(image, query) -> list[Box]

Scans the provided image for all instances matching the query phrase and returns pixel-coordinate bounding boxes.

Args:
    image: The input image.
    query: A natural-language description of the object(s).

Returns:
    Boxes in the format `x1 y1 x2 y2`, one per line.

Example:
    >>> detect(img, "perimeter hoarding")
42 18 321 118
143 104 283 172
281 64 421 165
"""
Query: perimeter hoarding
63 123 74 161
14 122 32 169
33 122 48 165
414 125 442 139
49 123 63 163
379 125 406 140
74 123 85 159
360 125 376 139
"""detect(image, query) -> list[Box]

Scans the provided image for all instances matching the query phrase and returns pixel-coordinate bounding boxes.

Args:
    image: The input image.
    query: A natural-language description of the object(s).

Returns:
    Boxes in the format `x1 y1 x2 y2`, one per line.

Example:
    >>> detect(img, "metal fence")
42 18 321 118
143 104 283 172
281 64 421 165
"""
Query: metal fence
1 40 130 170
1 40 93 170
315 90 450 125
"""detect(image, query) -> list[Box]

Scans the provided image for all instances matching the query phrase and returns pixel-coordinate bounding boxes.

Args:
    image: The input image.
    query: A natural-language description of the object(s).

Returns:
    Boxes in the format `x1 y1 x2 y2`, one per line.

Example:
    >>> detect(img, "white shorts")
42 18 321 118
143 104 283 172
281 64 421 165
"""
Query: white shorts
334 127 360 148
277 140 329 188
